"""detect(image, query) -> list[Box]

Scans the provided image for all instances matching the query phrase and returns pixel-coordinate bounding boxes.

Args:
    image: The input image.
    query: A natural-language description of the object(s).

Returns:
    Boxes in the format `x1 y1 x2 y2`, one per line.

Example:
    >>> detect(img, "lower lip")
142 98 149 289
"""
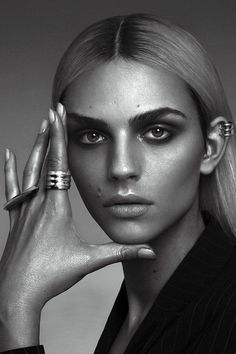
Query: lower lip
105 204 151 218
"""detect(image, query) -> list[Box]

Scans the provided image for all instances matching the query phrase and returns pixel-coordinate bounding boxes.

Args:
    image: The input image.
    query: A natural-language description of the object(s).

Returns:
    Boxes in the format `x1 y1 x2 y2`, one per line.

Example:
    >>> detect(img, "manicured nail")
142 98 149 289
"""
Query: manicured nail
5 148 10 161
57 102 64 117
39 119 48 133
48 109 55 124
138 248 156 259
61 114 66 126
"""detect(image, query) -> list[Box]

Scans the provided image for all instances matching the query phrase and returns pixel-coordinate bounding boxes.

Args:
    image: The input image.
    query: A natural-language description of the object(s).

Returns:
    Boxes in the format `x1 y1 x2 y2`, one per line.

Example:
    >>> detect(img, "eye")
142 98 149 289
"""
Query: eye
78 130 106 144
142 126 171 141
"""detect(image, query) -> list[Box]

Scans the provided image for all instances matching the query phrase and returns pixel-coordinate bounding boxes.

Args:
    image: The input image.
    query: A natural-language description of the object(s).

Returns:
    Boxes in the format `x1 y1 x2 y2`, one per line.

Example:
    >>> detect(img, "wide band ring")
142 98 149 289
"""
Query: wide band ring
45 170 71 190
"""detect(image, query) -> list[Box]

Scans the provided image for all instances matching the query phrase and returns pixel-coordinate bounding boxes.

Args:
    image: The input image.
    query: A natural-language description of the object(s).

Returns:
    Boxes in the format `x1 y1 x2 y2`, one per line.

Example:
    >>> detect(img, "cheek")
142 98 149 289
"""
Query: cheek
68 146 105 204
145 132 204 203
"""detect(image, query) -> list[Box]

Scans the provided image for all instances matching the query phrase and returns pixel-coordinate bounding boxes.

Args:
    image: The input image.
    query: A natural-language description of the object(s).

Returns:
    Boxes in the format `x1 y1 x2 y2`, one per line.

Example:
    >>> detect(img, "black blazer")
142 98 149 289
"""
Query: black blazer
2 213 236 353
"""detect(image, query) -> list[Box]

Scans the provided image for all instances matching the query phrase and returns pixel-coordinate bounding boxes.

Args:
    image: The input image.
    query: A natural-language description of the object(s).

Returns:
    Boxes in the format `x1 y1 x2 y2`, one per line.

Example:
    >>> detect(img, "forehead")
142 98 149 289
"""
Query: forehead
63 60 198 120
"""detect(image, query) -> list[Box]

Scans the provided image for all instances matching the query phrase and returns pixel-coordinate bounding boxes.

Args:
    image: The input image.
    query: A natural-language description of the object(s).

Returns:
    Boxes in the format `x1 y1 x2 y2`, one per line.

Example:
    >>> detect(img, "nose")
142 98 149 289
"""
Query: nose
107 132 141 182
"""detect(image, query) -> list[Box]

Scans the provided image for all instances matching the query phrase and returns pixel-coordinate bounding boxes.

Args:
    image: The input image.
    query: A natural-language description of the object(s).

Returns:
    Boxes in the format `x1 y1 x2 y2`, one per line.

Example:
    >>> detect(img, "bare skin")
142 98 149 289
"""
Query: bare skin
0 104 156 351
62 60 228 354
110 209 205 354
0 60 228 353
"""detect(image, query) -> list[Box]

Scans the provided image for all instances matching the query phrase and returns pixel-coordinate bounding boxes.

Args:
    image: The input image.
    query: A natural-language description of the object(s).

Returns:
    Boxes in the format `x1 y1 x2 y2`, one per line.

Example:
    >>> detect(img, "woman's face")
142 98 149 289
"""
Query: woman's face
63 60 205 244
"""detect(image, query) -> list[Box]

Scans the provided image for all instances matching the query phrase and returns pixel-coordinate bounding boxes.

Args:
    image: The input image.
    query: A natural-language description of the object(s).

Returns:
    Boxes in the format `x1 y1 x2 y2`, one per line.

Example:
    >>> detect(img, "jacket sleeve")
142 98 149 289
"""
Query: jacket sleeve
0 345 45 353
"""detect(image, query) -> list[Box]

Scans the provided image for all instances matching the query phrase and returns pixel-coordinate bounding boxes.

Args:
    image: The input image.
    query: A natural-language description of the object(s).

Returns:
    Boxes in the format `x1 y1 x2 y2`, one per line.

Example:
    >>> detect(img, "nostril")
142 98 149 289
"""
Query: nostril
110 172 139 181
107 144 141 181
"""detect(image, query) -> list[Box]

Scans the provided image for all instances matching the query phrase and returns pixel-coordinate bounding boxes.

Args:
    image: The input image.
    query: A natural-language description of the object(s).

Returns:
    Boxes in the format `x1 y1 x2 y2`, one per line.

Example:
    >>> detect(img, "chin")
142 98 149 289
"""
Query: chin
100 220 161 245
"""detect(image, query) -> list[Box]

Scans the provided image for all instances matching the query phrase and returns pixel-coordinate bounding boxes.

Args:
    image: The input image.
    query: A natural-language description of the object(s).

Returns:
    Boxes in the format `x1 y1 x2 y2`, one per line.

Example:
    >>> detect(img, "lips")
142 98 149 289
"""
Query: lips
103 194 153 207
103 194 153 218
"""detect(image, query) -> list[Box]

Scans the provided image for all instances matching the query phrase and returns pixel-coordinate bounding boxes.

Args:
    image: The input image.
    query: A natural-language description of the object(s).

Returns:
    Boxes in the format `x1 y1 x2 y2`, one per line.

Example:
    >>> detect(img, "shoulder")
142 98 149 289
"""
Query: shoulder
206 247 236 317
188 250 236 352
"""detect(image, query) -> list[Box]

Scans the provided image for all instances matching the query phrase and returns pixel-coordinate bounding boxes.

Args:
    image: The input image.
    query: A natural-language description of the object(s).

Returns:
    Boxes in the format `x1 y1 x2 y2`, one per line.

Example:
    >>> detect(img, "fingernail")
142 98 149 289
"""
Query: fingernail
57 102 64 117
61 114 66 126
5 148 10 161
49 109 55 124
138 248 156 259
39 119 48 133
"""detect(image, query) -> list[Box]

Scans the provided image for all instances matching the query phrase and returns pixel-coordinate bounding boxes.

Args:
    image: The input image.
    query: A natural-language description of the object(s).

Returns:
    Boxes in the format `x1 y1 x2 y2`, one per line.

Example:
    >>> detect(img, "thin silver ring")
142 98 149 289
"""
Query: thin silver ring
4 186 39 211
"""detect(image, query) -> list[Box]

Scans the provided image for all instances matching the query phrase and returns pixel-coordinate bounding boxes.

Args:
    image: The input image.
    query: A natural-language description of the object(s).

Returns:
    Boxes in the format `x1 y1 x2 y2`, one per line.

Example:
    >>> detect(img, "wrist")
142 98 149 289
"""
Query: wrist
0 301 41 351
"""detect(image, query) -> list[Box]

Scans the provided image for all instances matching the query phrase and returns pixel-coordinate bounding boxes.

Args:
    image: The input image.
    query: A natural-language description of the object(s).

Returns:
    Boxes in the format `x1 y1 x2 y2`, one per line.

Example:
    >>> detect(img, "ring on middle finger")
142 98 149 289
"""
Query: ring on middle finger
46 170 71 190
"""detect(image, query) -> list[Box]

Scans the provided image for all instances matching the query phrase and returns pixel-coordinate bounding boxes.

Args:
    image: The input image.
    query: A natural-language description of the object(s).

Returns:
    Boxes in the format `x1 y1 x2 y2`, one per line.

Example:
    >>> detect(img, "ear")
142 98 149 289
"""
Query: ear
200 117 229 175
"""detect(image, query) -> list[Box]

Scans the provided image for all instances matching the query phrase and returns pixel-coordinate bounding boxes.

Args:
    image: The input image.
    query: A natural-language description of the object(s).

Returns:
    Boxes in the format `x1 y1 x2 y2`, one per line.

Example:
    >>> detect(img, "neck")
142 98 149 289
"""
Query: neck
122 204 205 328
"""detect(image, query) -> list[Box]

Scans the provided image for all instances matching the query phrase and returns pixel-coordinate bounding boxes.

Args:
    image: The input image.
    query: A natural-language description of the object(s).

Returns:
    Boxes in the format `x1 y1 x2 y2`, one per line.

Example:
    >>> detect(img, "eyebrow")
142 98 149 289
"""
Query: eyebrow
67 107 187 130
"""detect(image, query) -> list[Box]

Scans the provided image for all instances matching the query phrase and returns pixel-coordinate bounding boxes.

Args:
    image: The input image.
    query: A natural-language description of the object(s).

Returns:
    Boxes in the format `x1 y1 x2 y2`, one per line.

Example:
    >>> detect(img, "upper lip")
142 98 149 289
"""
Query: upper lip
103 194 153 207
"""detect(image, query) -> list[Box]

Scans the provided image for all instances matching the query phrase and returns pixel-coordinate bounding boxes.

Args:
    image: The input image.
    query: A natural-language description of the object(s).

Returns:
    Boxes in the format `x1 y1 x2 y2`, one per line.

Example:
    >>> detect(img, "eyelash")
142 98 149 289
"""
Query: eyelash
76 130 107 145
76 125 172 145
141 125 171 142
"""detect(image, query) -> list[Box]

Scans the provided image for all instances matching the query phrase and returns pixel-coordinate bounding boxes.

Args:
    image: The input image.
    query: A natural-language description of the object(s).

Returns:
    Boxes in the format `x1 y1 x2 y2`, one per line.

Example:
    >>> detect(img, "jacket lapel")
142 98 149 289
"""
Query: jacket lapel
94 213 235 354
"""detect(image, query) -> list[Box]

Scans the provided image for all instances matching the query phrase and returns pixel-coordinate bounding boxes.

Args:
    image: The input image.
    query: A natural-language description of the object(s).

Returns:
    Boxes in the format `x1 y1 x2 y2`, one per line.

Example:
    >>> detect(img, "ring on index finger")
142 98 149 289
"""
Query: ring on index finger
3 185 39 211
45 170 71 190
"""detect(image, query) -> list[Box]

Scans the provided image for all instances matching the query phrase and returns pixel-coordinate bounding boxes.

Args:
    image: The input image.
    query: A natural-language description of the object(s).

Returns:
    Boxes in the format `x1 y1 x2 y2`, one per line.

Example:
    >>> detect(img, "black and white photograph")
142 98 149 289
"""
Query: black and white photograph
0 1 236 353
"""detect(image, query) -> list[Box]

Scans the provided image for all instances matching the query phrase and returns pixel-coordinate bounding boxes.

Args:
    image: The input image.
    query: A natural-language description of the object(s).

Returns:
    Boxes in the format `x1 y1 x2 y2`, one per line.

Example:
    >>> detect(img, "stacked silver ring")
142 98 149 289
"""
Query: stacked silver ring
46 171 71 190
219 122 234 137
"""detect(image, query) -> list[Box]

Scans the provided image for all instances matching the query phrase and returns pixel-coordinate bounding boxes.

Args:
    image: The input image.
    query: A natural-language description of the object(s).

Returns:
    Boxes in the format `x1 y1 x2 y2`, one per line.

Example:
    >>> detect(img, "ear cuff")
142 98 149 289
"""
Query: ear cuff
219 121 234 137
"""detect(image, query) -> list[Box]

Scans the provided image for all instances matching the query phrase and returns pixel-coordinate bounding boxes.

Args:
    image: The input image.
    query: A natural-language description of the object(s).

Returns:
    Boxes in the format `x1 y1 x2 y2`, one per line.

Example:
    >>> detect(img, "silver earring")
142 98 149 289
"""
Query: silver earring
219 121 234 137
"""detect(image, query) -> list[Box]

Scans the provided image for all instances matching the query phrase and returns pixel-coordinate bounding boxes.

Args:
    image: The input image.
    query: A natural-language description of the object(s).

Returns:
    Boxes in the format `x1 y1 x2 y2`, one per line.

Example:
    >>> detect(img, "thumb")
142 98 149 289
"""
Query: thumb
87 243 156 272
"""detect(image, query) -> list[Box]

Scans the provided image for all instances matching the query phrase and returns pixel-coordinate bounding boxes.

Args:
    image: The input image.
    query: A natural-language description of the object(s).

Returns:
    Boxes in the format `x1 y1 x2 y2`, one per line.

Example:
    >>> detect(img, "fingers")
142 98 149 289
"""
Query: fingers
4 149 21 228
57 103 68 146
22 120 49 191
4 186 39 211
44 104 71 214
5 149 20 201
46 107 68 173
85 243 156 273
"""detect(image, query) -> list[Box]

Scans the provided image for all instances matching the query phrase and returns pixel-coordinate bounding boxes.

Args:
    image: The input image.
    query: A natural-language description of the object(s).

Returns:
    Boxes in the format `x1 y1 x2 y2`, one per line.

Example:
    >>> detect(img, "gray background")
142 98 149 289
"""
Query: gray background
0 0 236 353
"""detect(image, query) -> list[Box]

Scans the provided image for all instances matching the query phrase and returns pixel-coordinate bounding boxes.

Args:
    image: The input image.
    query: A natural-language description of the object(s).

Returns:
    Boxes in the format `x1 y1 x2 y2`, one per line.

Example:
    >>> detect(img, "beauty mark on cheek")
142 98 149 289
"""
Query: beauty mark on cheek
96 187 102 198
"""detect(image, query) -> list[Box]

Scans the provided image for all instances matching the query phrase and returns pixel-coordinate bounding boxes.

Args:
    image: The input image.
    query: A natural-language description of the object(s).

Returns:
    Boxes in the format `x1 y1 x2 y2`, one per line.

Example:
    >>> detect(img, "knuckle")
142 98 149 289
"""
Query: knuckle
51 126 64 138
120 247 133 260
47 156 63 170
42 198 58 217
4 157 14 174
44 194 72 217
4 162 11 174
23 165 37 178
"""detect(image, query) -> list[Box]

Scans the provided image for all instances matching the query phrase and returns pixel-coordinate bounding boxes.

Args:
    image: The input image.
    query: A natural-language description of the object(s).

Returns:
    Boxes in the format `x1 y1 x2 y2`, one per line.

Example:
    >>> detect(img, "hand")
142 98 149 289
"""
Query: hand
0 104 155 349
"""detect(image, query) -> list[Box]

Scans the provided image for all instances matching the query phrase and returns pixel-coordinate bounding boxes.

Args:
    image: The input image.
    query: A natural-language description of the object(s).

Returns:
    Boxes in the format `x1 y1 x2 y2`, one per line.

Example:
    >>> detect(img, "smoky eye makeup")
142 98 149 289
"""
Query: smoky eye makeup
132 114 185 131
136 115 184 138
66 107 187 131
140 125 173 142
66 113 110 132
66 114 107 141
137 115 188 145
74 129 108 145
66 109 186 146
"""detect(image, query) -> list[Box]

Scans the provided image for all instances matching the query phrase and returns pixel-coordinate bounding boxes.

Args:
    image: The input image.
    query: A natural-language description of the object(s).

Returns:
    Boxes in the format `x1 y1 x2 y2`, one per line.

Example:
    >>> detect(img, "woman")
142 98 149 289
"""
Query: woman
1 13 236 353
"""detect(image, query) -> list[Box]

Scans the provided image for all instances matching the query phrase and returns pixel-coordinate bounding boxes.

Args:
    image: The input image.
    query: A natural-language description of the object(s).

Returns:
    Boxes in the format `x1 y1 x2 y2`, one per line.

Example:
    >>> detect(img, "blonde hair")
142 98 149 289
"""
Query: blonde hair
52 13 236 238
